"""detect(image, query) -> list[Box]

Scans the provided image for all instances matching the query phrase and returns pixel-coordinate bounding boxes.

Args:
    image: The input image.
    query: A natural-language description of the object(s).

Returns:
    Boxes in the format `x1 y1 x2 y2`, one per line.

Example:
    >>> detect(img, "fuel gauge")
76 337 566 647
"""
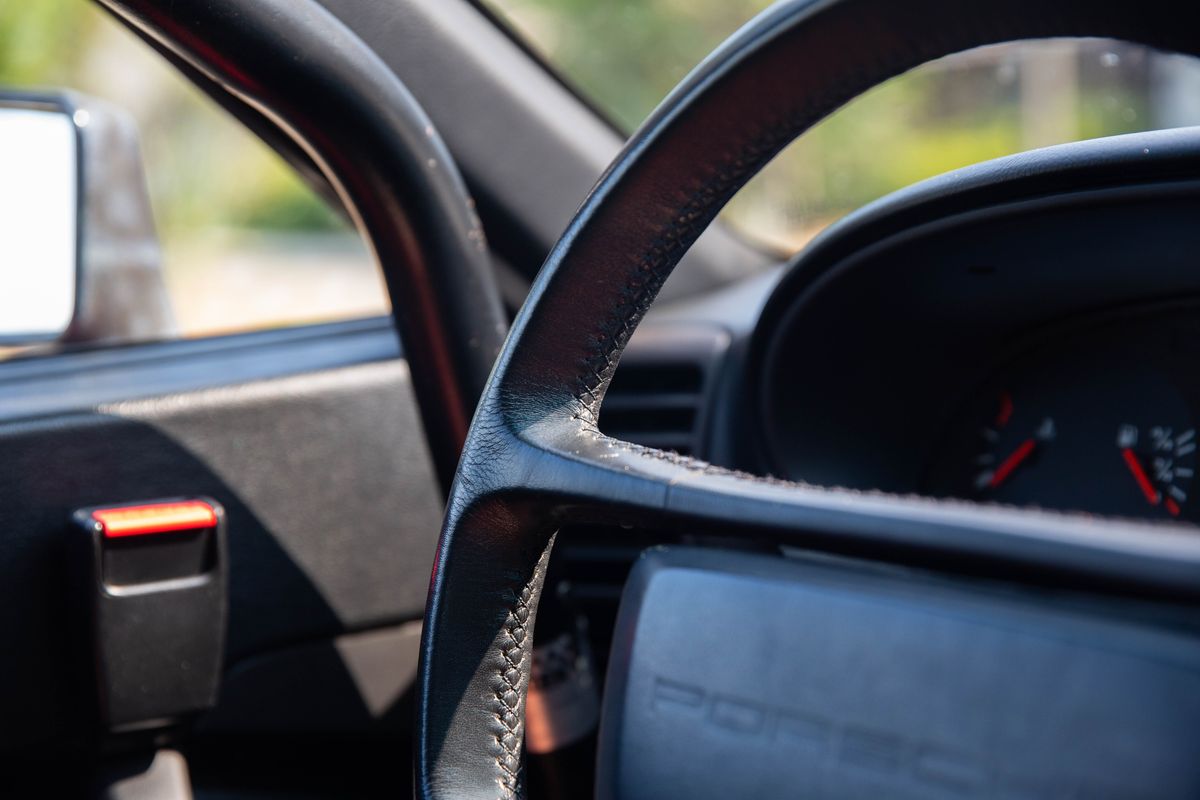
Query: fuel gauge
973 392 1056 493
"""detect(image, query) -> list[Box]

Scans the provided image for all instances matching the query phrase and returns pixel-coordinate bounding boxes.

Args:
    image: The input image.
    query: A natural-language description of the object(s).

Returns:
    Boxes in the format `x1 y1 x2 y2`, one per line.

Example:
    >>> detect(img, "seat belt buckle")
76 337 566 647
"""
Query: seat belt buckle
73 498 228 733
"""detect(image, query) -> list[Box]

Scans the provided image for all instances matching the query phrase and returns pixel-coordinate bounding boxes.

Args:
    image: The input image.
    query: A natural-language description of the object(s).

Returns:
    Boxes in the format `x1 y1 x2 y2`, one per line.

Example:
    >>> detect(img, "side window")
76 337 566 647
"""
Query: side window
0 1 387 346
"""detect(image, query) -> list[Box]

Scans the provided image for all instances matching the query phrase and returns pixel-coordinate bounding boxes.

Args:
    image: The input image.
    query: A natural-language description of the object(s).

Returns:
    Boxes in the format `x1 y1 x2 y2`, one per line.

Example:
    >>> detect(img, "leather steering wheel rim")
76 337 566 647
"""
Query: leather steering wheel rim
417 1 1200 798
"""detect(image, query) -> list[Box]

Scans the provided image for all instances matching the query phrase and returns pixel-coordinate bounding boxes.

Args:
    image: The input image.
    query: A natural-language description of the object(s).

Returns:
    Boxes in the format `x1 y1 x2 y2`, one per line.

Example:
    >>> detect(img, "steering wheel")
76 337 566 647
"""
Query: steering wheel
417 1 1200 797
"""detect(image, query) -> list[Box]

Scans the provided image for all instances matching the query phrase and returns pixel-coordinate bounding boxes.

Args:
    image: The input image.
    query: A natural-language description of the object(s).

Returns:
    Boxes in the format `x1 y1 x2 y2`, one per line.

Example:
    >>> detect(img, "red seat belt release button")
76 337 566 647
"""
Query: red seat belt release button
91 500 219 539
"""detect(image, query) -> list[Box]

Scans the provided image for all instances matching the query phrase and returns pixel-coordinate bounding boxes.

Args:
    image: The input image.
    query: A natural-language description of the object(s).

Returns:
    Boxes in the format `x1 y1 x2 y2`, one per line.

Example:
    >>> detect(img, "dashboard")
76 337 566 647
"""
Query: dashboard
645 126 1200 526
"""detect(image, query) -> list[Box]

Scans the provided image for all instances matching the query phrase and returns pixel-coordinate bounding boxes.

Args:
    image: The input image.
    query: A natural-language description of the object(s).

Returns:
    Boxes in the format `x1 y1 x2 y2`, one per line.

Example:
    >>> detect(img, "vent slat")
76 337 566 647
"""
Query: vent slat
602 406 695 434
605 364 702 395
601 392 701 411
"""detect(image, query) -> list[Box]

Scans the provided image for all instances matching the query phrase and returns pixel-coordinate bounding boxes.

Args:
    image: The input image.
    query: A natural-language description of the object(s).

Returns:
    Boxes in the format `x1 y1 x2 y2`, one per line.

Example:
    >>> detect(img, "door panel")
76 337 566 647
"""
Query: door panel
0 320 441 751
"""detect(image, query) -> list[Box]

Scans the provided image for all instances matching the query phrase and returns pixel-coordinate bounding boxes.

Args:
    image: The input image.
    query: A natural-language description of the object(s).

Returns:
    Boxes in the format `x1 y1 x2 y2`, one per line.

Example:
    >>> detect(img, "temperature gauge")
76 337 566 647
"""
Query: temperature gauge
1116 425 1194 517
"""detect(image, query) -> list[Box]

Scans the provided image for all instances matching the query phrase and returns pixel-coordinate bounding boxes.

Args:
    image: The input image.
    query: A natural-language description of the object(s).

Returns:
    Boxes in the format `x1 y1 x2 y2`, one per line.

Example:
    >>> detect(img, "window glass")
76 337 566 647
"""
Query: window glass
0 1 387 340
486 0 1200 251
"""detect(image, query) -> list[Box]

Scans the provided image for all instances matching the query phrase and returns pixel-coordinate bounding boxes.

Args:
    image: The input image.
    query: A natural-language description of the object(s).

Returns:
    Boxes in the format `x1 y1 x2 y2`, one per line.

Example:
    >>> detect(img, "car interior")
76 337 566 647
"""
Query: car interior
2 0 1200 797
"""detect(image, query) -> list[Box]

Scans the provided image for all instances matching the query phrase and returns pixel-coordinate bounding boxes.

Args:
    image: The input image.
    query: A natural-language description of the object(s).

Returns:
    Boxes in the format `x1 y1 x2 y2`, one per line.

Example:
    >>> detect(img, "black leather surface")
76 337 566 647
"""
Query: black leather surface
417 1 1200 798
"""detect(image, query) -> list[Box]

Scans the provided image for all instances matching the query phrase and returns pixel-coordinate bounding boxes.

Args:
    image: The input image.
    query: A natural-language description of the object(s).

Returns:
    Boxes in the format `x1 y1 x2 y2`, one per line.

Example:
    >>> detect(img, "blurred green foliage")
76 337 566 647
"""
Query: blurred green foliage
496 0 760 131
488 0 1156 248
0 0 341 234
0 1 93 84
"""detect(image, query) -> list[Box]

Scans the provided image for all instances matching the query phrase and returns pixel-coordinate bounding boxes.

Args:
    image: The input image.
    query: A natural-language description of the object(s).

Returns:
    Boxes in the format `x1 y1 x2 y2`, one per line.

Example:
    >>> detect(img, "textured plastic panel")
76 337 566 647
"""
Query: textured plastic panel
598 548 1200 799
0 358 442 750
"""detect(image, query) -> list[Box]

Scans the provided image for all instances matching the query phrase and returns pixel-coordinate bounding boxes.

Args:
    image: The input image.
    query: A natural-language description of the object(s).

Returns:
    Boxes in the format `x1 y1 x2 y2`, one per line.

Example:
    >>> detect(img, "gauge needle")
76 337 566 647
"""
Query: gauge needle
1121 447 1160 506
989 438 1037 489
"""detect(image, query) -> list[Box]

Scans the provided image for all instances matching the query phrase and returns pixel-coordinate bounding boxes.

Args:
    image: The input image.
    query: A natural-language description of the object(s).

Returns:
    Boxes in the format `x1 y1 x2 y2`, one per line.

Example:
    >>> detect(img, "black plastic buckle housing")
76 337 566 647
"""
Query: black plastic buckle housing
73 498 228 733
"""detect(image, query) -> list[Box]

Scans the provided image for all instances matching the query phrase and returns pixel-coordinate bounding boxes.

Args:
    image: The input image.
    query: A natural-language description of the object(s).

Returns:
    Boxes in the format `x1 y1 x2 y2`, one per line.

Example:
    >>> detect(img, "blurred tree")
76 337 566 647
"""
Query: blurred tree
496 0 765 130
0 0 95 86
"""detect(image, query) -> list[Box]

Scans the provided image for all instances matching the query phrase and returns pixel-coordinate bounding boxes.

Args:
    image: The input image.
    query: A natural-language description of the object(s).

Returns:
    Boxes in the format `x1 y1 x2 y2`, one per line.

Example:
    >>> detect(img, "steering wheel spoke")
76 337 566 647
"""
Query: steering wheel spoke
515 423 1200 595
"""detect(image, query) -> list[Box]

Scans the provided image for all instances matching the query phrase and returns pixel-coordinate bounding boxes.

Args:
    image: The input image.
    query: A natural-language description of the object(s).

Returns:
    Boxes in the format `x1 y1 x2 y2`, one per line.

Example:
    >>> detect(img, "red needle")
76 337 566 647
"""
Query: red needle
1121 448 1160 506
989 438 1037 489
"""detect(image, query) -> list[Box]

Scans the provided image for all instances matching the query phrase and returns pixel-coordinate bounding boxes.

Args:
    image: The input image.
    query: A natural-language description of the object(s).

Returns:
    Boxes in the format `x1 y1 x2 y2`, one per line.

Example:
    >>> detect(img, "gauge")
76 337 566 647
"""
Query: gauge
972 392 1056 493
927 319 1198 521
1115 424 1194 517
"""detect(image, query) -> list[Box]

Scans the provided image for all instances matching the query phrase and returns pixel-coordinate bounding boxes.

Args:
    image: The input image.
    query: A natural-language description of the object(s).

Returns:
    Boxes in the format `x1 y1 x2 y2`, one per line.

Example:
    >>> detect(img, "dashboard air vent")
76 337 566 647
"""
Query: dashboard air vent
596 323 728 456
599 362 704 455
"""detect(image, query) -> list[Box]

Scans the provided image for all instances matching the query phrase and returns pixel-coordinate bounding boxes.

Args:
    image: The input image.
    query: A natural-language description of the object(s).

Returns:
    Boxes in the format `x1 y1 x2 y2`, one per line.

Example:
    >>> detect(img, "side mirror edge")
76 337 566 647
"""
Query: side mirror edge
61 91 177 345
0 90 176 349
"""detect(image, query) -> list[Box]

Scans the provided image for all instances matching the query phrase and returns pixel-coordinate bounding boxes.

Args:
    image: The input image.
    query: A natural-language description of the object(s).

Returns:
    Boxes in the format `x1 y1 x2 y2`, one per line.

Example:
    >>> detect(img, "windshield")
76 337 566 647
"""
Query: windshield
484 1 1200 252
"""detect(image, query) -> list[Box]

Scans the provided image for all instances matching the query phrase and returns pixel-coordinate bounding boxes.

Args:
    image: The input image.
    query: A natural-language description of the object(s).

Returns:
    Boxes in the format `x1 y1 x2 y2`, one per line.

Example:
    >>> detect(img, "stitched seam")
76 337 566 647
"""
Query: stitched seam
586 426 800 484
586 428 1106 522
493 583 532 799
